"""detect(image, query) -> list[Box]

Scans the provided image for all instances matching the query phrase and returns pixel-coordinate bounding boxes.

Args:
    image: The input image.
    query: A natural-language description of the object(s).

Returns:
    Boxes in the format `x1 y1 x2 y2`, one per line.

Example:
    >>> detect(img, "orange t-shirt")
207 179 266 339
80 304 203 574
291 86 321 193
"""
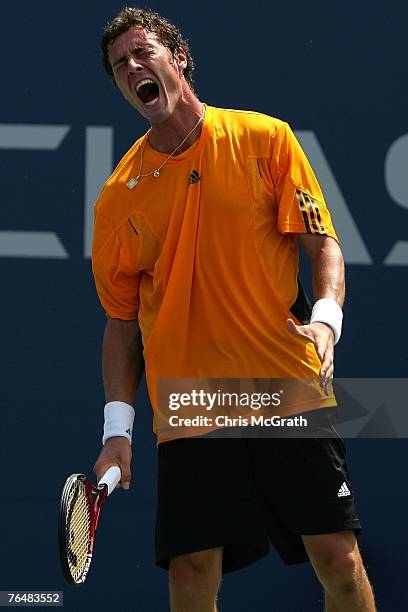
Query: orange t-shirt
92 106 338 442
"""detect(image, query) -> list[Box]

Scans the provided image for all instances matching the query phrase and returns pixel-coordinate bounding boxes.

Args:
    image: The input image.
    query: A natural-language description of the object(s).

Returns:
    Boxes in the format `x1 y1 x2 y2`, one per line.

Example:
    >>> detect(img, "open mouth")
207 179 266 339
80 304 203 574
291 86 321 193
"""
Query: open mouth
136 79 160 106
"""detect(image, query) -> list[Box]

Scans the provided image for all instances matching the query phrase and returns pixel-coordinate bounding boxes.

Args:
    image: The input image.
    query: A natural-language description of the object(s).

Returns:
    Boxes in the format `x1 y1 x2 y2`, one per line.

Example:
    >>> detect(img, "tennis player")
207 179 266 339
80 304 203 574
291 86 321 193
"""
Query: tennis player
92 7 376 611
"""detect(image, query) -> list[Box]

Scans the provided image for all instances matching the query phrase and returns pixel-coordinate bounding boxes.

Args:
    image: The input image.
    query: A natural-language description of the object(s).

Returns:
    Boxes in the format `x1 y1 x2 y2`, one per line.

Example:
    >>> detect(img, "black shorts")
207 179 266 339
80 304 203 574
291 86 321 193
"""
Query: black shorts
155 419 361 573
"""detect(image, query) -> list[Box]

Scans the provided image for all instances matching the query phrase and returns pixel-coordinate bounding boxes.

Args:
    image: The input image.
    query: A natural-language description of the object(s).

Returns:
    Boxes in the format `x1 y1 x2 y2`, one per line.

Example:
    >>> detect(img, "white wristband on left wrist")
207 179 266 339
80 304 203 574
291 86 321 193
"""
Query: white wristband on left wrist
310 298 343 345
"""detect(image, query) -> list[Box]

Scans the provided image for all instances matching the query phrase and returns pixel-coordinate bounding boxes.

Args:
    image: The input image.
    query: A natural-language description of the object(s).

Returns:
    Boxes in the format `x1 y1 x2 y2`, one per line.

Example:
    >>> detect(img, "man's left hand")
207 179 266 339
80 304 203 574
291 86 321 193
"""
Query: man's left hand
287 319 334 392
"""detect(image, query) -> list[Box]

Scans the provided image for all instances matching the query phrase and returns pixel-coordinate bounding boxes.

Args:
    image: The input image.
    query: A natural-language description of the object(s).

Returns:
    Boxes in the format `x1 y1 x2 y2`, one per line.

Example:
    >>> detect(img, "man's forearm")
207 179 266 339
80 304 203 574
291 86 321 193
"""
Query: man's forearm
102 318 144 405
300 235 345 307
311 244 345 307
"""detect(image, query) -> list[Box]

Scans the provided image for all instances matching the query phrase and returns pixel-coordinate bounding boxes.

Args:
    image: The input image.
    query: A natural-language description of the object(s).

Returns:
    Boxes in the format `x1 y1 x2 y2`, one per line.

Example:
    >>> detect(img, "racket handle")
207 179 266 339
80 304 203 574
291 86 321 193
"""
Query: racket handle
98 466 121 495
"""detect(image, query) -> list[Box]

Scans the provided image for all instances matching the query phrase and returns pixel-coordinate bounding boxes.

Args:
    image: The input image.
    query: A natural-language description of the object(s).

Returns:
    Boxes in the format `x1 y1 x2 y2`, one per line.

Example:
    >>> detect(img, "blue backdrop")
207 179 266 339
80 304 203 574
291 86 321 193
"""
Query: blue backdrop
1 1 407 610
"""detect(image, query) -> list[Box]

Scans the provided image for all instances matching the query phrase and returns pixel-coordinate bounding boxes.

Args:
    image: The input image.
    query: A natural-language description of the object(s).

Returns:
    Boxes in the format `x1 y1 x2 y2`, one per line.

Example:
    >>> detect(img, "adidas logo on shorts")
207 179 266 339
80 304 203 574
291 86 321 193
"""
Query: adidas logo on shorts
337 482 351 497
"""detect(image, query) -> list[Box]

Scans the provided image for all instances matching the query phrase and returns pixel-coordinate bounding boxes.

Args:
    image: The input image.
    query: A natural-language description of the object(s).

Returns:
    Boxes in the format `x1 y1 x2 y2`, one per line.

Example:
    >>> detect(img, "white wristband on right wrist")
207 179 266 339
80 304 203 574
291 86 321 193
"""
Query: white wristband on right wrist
310 298 343 345
102 401 135 445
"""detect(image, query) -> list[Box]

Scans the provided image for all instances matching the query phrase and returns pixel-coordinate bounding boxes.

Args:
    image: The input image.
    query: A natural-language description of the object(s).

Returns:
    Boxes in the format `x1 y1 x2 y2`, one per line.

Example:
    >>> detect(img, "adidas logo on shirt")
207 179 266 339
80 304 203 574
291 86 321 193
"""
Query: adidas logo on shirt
188 170 201 184
337 482 351 497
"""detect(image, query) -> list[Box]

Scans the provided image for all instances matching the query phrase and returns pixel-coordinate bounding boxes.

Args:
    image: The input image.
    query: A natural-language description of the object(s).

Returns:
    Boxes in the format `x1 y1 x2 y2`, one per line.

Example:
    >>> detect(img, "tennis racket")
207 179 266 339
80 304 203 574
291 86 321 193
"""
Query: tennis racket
58 465 121 585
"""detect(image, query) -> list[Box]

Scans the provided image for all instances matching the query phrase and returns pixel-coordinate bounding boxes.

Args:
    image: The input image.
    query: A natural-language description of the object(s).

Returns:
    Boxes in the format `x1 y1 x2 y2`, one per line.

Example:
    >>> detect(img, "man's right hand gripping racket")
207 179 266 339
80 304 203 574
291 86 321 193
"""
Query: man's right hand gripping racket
58 466 121 585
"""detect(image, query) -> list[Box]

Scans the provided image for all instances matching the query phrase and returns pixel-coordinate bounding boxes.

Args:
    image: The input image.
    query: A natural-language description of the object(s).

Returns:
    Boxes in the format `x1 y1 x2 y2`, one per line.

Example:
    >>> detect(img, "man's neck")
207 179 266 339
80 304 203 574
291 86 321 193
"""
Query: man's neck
148 92 204 154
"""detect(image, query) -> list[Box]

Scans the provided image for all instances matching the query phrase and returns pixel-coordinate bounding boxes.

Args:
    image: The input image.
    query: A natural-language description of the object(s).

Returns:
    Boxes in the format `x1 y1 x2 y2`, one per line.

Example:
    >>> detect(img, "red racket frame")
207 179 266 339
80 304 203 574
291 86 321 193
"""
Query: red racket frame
59 474 108 585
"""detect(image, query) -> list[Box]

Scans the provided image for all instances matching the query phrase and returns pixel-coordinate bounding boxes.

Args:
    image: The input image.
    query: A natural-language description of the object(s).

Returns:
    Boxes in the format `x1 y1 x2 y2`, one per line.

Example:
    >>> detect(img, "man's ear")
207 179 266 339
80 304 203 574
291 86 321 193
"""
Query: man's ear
175 47 188 71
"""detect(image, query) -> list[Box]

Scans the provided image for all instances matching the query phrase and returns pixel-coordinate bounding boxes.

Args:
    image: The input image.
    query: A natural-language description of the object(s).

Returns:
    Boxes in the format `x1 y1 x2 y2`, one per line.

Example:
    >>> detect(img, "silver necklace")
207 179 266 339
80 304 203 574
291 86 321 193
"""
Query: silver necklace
127 104 205 189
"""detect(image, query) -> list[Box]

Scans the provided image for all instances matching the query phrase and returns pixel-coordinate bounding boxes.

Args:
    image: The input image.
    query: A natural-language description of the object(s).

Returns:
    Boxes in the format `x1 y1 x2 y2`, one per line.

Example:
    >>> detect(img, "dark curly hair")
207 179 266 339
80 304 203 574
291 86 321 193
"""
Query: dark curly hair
101 7 195 91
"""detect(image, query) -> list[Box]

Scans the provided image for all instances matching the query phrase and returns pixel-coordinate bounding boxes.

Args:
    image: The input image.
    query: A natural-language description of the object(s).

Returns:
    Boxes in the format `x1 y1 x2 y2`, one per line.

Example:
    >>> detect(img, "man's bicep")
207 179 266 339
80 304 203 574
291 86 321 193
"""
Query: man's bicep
298 234 341 260
105 317 142 346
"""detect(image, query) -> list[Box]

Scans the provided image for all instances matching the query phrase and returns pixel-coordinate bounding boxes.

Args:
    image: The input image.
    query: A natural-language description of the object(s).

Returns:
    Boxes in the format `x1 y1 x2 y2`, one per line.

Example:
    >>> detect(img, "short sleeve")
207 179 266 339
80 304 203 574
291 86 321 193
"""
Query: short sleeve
271 122 338 241
92 210 141 320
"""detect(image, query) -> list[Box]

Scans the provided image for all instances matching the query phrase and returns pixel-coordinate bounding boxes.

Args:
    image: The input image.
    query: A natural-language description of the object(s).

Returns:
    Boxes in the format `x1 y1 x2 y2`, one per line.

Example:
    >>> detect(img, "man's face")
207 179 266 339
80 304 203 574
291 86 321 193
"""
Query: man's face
108 27 187 124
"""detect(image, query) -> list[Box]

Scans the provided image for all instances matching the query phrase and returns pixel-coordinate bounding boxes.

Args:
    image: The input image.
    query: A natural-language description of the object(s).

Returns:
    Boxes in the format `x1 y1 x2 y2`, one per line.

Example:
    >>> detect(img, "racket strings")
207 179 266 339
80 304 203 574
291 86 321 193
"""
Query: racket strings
65 480 92 583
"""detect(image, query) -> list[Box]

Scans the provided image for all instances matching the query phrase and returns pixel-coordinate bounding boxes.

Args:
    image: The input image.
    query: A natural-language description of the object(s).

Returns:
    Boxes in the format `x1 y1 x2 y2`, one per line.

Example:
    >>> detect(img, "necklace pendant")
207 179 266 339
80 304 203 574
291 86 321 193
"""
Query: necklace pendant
153 170 160 178
127 177 139 189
